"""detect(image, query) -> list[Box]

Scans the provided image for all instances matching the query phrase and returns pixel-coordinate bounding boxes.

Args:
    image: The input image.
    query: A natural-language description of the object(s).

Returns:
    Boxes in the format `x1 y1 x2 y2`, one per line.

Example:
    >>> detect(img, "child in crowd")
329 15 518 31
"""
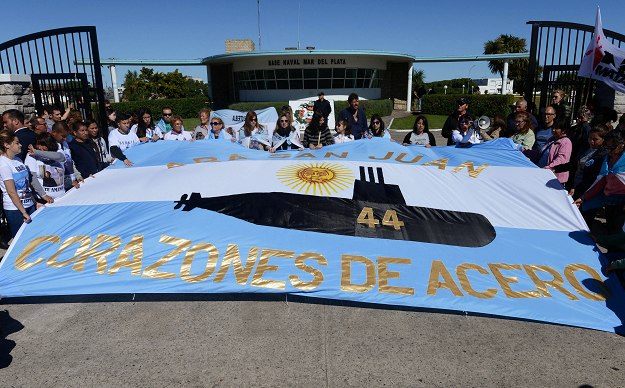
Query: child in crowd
108 113 140 167
333 118 354 144
364 114 392 140
164 116 193 141
452 113 481 146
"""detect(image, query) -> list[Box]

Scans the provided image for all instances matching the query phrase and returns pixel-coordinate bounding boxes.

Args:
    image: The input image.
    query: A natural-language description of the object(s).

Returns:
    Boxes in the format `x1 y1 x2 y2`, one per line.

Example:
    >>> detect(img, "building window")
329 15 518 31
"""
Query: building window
235 67 384 91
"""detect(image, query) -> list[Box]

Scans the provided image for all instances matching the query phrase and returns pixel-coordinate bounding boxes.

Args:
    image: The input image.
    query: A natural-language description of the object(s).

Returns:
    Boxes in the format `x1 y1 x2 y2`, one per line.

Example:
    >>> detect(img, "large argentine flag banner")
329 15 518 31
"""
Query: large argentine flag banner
1 138 624 333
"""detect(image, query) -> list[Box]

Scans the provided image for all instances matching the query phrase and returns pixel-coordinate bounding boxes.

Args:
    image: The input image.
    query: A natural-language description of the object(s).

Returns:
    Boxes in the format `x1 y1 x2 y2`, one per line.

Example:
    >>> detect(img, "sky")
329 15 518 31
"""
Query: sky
1 1 623 90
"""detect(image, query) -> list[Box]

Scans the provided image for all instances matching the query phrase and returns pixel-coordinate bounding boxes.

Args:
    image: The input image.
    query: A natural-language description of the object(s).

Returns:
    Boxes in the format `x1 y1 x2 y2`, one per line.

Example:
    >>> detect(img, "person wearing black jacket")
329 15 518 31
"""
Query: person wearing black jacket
441 97 471 146
2 109 36 162
313 92 332 121
69 121 101 177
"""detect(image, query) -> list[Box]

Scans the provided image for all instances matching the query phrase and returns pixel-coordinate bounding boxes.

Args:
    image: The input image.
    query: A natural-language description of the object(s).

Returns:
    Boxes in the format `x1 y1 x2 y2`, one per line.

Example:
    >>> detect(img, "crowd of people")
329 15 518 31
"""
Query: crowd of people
437 92 625 280
2 90 625 279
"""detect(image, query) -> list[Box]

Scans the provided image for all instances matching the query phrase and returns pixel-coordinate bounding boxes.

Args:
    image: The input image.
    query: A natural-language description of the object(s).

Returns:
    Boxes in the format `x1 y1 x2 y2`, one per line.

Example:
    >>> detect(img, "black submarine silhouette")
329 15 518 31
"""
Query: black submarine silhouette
174 166 496 247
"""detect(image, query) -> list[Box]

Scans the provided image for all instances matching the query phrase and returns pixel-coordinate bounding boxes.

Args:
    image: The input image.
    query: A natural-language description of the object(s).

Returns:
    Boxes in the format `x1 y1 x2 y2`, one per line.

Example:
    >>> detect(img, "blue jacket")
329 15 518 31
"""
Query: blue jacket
338 108 367 140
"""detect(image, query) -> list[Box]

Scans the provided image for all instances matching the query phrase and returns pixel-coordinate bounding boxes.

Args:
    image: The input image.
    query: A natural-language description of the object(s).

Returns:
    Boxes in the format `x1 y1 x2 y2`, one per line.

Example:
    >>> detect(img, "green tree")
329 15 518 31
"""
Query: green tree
122 70 140 100
483 34 531 94
412 69 426 91
161 70 188 99
186 79 208 98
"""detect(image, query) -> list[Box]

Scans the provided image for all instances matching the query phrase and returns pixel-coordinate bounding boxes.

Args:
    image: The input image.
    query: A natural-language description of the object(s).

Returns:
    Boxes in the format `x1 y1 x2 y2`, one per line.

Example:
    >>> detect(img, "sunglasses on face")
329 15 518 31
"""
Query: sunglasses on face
250 118 257 122
514 120 524 124
460 121 474 125
210 122 220 126
373 121 380 125
280 120 289 123
162 113 172 116
604 144 620 150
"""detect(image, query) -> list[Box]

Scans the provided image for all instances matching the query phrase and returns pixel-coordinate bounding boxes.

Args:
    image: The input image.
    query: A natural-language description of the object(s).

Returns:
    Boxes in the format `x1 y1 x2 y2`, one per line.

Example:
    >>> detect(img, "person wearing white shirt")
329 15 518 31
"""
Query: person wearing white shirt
164 116 193 141
108 113 140 167
333 118 355 144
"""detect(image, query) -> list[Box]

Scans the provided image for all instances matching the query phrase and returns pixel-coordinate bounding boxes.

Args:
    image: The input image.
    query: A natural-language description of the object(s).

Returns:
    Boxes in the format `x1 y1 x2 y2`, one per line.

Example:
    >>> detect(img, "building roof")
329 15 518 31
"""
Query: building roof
200 49 417 65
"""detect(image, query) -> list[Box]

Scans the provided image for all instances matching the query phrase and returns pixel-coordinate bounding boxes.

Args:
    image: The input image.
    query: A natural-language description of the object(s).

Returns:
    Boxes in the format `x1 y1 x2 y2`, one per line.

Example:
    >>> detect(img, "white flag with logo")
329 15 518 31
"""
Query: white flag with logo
578 7 625 93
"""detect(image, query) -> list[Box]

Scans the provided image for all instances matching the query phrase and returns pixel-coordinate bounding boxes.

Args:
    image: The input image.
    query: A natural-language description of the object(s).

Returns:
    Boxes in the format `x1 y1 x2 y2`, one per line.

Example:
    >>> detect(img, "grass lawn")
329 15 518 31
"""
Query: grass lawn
391 114 447 130
182 117 200 129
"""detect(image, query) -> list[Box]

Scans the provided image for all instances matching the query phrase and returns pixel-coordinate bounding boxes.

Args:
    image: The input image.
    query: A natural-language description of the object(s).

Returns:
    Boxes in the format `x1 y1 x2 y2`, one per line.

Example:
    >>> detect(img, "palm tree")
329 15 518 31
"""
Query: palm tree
484 34 528 94
412 68 425 91
122 70 139 100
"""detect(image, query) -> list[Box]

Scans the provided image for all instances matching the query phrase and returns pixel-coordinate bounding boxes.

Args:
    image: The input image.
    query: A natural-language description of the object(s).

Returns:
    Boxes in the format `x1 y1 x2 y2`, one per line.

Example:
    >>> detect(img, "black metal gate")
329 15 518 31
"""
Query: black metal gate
0 26 107 133
525 21 625 121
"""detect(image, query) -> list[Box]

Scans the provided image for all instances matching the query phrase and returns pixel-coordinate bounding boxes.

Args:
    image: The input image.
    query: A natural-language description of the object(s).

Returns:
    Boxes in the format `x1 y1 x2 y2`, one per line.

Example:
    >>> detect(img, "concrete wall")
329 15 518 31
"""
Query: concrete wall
0 74 34 117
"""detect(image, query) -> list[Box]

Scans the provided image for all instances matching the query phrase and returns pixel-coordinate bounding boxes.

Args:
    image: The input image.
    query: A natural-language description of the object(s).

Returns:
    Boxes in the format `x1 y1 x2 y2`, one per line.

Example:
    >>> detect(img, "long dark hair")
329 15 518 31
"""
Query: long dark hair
85 119 104 162
413 115 429 133
136 107 155 138
369 114 385 137
306 110 326 134
458 113 476 133
243 111 262 137
337 118 352 137
35 132 59 151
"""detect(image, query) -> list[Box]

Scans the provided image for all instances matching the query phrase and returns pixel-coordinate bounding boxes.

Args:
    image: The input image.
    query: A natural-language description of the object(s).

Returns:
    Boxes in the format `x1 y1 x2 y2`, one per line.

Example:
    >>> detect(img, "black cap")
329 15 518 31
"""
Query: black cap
457 97 468 106
318 92 324 96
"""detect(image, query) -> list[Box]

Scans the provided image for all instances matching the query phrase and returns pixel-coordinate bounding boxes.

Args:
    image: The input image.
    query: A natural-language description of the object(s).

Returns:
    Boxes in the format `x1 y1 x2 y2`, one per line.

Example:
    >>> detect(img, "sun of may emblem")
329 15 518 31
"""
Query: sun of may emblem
277 162 355 196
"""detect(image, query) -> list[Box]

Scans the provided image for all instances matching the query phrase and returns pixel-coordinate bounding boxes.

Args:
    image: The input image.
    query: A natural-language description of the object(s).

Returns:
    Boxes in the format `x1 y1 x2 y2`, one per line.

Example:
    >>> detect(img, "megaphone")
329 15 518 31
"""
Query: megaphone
476 116 491 130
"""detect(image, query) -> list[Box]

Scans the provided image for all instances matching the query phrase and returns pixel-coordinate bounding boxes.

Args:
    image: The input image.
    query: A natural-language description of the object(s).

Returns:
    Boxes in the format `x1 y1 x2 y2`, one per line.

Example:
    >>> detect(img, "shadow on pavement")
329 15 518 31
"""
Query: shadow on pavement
0 309 24 369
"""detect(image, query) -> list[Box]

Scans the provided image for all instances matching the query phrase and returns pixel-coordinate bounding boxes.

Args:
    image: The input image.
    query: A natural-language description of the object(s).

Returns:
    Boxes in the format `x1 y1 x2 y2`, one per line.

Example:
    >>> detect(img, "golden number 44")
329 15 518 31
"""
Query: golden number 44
357 207 405 230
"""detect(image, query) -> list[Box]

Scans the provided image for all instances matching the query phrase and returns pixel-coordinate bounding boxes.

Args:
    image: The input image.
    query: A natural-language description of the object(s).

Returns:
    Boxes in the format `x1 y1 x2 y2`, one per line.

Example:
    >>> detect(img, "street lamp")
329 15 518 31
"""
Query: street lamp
468 64 476 95
444 85 447 94
462 85 465 94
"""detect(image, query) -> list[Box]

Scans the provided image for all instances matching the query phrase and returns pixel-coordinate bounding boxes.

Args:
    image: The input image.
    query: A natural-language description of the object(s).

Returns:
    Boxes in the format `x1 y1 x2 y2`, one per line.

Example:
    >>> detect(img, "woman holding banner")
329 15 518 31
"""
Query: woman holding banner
269 114 303 152
238 111 269 150
302 111 333 150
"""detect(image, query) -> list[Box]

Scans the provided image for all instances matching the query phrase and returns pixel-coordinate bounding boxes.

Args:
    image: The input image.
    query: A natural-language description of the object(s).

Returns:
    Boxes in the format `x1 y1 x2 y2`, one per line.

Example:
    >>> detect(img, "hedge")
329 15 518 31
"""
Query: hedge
110 97 212 120
229 99 393 119
421 94 516 118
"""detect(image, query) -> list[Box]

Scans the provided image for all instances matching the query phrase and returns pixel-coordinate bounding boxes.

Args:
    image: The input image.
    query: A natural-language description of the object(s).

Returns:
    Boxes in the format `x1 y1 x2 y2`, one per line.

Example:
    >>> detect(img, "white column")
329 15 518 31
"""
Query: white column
501 59 509 95
206 65 213 100
407 64 413 112
110 65 120 103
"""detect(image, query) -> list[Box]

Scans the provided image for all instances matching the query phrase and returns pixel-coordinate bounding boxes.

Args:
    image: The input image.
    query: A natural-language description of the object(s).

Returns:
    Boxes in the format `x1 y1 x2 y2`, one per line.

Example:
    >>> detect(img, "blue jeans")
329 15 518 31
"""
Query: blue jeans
5 205 35 238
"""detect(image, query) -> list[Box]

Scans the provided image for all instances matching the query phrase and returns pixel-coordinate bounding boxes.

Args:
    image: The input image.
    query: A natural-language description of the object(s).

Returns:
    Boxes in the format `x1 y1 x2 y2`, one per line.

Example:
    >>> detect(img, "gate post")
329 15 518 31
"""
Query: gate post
0 74 34 117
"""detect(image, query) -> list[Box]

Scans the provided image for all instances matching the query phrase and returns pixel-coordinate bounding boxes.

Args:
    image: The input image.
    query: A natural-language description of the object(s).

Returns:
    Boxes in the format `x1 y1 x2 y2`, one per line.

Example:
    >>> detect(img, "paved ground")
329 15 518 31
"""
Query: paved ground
0 294 624 387
1 124 624 386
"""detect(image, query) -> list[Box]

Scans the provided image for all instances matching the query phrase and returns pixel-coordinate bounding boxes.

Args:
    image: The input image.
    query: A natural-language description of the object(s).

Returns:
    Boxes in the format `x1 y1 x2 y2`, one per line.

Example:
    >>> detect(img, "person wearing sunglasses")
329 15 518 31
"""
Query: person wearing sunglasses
522 117 572 184
575 129 625 241
442 97 471 146
452 113 481 146
550 89 571 123
363 114 392 140
510 111 535 150
269 114 303 152
207 116 236 142
192 108 213 140
238 111 268 150
155 107 184 135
